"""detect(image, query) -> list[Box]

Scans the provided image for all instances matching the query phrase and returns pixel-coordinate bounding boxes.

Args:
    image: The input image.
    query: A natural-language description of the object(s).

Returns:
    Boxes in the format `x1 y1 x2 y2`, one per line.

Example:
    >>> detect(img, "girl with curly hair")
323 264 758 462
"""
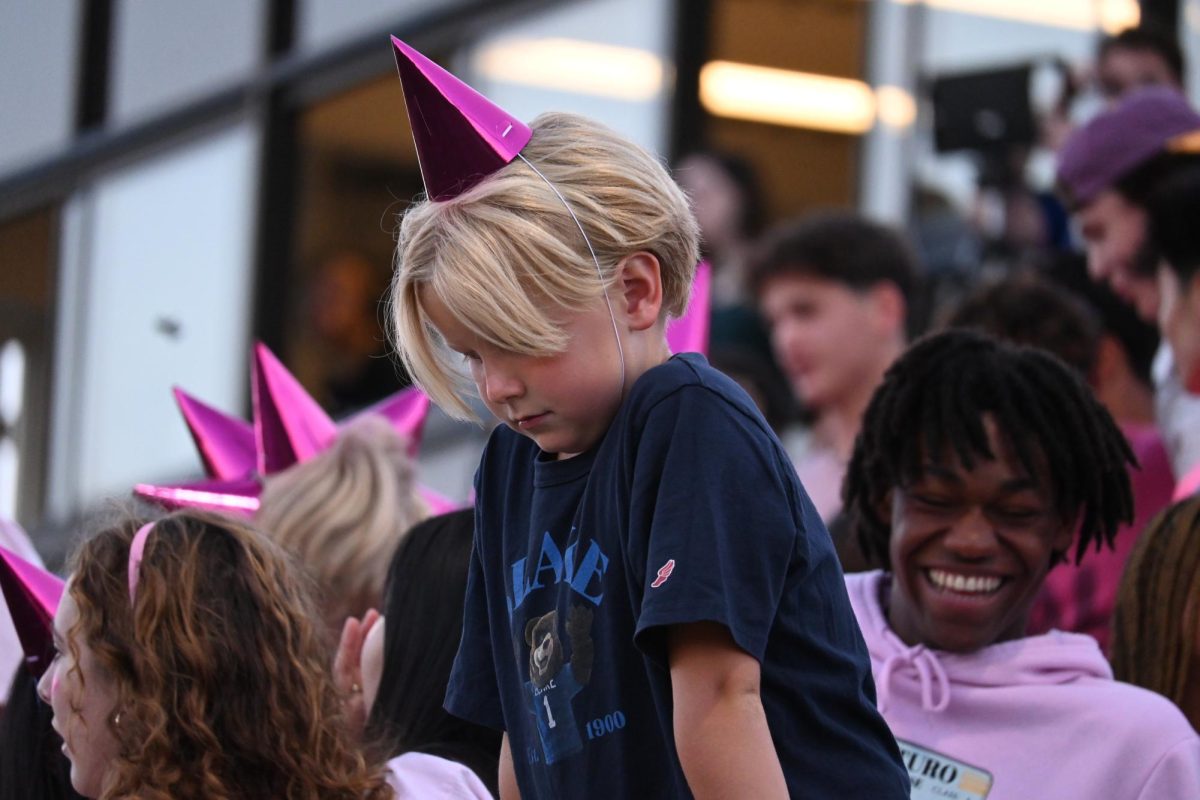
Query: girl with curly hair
36 510 393 800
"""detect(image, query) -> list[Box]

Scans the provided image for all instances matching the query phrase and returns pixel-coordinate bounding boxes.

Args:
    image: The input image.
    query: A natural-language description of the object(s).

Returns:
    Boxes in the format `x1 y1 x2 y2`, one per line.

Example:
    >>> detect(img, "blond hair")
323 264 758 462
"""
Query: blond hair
390 111 701 418
256 415 429 635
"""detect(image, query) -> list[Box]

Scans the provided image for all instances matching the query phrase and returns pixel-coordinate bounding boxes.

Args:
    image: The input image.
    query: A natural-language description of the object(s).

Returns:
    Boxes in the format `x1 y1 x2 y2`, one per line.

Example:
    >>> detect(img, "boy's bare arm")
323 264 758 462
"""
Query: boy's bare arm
499 732 521 800
668 622 788 800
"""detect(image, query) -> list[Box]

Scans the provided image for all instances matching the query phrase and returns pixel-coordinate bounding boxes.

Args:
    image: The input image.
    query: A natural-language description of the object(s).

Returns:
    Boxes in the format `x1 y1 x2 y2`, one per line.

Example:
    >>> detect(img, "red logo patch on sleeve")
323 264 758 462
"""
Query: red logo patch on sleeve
651 559 676 588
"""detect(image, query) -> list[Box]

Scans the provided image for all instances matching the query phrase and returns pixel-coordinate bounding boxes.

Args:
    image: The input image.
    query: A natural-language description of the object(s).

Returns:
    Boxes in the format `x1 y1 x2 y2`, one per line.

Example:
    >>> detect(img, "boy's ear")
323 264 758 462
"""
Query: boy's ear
866 282 906 338
616 251 665 331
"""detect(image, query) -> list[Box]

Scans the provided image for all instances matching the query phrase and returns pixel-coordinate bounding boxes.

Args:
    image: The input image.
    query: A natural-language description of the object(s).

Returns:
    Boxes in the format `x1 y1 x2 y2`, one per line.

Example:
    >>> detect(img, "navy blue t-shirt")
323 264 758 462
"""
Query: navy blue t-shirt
445 354 907 798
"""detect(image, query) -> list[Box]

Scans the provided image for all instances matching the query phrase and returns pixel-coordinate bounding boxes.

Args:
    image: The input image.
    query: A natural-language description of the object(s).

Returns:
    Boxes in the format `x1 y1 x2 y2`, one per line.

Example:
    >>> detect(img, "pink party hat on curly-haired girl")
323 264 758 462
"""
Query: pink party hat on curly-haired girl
0 545 64 677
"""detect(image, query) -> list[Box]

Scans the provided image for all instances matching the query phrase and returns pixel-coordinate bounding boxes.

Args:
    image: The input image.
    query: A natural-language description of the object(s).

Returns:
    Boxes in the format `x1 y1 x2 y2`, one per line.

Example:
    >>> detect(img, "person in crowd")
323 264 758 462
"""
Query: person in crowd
1095 25 1186 104
1149 161 1200 397
753 211 918 522
387 38 908 799
1111 495 1200 732
36 511 391 799
840 329 1200 798
305 250 410 415
1147 160 1200 498
674 149 765 311
335 509 501 798
944 272 1174 649
674 150 780 386
256 415 429 639
1058 86 1200 482
0 668 84 800
1043 255 1162 429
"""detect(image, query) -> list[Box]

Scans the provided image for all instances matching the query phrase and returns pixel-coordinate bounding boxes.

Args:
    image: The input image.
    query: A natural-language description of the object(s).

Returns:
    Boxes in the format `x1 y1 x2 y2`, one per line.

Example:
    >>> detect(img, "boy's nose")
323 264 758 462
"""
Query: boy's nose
482 364 524 405
943 507 997 559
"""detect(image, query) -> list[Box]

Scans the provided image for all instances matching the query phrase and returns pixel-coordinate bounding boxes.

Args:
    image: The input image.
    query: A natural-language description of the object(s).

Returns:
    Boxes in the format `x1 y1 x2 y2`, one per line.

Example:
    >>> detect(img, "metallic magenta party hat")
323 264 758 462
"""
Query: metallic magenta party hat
0 546 64 677
253 343 339 475
174 387 256 480
133 476 263 516
136 344 455 514
358 386 431 457
391 36 532 200
666 261 712 356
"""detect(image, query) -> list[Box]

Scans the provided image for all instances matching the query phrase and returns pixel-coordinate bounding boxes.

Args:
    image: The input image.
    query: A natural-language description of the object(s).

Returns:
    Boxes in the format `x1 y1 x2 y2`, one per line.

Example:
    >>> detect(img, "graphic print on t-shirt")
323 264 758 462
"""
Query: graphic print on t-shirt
523 606 594 764
898 739 992 799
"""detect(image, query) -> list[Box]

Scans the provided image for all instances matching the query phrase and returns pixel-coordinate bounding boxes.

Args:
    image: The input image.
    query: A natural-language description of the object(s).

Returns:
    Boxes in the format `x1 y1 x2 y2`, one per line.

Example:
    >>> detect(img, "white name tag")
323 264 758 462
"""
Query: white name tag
897 739 993 800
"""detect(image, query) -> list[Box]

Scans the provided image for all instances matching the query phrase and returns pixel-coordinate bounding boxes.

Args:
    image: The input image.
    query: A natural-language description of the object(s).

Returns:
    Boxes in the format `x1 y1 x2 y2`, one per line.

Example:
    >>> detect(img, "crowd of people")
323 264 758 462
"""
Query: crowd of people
2 22 1200 800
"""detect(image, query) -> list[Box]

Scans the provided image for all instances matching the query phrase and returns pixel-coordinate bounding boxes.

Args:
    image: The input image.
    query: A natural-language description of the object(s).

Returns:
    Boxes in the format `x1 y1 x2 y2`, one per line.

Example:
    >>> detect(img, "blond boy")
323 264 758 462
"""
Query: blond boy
391 96 906 798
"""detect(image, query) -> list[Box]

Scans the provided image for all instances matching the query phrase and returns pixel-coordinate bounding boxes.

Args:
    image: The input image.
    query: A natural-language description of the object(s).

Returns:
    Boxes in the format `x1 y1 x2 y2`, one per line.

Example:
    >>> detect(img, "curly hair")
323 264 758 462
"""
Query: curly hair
66 510 393 799
257 415 429 637
843 330 1135 568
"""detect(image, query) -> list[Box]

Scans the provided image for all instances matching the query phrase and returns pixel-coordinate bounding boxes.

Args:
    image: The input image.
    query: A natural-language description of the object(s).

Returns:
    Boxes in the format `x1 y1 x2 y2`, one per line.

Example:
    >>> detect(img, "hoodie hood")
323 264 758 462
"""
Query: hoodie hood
847 571 1111 713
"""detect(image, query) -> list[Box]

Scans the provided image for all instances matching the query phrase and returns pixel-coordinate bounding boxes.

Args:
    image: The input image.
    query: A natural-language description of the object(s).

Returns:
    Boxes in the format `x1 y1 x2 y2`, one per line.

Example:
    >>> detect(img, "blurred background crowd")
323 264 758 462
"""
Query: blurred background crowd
3 0 1196 556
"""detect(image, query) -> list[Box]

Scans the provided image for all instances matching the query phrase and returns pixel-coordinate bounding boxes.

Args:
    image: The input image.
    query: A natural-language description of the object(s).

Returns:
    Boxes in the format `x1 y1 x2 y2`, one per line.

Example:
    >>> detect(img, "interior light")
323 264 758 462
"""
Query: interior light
876 85 918 130
891 0 1139 32
473 38 665 101
699 61 876 134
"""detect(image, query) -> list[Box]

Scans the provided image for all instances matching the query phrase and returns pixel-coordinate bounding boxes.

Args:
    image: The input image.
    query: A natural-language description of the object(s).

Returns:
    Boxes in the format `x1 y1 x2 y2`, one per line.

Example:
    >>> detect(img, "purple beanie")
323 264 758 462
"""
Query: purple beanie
1057 86 1200 207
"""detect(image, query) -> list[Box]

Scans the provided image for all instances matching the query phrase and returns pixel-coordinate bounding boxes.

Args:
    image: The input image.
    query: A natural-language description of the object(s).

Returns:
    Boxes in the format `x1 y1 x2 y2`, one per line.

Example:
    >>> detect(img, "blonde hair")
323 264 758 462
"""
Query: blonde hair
390 111 701 418
256 415 429 635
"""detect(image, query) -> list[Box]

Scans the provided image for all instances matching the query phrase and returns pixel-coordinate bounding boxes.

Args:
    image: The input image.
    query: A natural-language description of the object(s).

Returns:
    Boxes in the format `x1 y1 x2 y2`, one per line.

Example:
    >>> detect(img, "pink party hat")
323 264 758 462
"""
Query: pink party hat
174 387 256 480
391 36 532 200
133 476 263 516
136 344 456 513
0 546 64 677
666 261 712 355
358 386 431 458
253 343 339 475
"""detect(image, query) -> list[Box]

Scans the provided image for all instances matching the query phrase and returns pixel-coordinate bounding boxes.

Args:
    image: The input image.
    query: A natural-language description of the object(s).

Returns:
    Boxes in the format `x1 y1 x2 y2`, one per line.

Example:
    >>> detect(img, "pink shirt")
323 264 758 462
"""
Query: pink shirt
1028 422 1174 651
386 752 492 799
847 571 1200 800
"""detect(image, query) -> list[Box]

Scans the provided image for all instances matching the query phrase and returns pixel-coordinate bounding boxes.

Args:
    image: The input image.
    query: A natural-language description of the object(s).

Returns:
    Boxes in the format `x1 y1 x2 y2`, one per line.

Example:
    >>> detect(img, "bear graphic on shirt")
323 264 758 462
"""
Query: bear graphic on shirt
524 606 593 764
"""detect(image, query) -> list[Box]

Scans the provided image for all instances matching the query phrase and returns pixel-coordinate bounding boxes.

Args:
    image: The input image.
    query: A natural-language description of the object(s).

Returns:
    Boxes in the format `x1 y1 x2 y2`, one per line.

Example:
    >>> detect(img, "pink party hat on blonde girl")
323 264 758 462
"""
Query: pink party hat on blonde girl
134 343 457 515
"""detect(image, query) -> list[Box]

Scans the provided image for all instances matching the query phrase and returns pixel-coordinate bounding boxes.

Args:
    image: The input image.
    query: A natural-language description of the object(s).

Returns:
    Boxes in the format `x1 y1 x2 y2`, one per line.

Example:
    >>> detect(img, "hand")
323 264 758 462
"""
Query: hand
333 608 381 738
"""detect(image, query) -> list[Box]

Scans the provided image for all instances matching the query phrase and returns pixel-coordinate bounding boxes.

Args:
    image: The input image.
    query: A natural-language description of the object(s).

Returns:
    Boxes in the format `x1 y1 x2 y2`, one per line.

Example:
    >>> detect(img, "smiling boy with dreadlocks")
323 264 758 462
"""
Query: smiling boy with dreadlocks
840 328 1200 799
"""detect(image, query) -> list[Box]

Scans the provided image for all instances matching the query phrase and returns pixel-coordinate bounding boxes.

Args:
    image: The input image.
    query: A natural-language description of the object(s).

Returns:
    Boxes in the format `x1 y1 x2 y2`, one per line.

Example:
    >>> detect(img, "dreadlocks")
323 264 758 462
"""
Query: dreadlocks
843 329 1134 568
1111 496 1200 708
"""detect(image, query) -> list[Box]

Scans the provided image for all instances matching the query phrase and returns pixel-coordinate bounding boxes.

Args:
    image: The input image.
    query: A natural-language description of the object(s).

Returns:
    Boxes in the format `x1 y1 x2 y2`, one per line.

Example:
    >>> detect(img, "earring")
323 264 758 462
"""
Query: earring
112 711 122 726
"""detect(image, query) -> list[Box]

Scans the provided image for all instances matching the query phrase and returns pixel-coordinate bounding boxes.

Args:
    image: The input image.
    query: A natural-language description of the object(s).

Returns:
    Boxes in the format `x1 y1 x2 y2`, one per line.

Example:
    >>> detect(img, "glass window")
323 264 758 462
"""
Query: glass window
297 0 451 52
464 0 673 154
0 2 81 176
109 0 264 126
59 125 259 511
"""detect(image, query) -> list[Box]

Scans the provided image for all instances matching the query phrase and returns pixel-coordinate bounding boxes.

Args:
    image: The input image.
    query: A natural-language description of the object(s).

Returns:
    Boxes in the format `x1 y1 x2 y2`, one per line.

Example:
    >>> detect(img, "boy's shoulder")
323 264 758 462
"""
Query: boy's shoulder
625 353 764 427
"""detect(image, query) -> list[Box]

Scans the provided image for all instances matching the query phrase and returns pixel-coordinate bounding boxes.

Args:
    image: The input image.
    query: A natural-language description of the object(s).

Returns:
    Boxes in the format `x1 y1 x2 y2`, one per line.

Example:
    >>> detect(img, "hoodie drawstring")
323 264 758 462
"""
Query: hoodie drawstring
877 630 951 714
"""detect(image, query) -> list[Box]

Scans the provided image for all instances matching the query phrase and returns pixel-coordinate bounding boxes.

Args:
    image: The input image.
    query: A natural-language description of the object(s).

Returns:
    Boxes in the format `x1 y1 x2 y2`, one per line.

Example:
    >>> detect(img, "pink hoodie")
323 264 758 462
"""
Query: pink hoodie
847 571 1200 800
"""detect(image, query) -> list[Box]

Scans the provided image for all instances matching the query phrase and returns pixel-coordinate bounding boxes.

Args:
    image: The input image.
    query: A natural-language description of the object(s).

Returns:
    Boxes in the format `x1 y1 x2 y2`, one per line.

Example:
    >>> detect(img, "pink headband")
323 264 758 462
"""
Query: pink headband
127 523 154 604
